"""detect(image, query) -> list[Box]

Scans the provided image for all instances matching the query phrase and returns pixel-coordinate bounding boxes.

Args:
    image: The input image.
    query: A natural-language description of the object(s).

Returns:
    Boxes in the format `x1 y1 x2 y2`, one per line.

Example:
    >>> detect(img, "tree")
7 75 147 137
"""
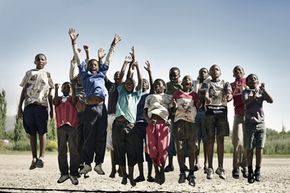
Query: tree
47 118 57 141
0 90 7 139
13 116 27 143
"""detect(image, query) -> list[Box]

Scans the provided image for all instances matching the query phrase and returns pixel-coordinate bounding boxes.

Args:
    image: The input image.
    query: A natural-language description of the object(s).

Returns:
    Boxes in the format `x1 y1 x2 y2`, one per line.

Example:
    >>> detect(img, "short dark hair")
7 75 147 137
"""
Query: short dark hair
35 53 46 60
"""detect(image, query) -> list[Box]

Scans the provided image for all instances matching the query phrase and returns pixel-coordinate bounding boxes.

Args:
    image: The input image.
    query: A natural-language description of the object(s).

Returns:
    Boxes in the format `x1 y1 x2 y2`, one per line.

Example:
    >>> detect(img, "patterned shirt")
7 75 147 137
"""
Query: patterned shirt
20 69 54 107
231 78 246 116
172 90 199 123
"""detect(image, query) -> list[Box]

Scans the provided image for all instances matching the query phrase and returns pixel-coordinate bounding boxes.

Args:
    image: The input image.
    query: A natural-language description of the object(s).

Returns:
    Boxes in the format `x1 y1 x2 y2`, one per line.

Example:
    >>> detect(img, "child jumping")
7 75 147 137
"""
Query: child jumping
18 53 54 170
243 74 273 183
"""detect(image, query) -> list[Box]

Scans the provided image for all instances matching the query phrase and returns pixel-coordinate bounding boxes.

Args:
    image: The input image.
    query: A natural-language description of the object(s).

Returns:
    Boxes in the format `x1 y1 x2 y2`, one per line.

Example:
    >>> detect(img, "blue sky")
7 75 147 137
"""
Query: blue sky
0 0 289 131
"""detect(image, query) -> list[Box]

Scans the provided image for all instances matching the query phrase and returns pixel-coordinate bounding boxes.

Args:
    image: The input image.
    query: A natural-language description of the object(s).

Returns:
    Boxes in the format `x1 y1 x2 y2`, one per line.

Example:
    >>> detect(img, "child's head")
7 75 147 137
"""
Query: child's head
124 77 135 93
61 82 71 96
114 71 121 85
246 74 259 89
181 75 193 91
198 68 209 81
233 65 245 79
142 78 149 92
87 59 99 72
209 64 221 80
169 67 180 84
34 53 47 69
153 78 166 94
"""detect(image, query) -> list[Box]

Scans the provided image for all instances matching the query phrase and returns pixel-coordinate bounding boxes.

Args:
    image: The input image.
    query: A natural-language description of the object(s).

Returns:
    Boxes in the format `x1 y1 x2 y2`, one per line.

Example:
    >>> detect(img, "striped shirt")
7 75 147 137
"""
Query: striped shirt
55 96 78 129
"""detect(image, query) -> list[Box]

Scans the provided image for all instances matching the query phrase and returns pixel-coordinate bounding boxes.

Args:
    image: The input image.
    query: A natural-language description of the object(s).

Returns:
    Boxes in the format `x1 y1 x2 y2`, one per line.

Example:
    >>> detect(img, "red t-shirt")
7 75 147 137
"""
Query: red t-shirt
231 78 246 116
55 96 78 129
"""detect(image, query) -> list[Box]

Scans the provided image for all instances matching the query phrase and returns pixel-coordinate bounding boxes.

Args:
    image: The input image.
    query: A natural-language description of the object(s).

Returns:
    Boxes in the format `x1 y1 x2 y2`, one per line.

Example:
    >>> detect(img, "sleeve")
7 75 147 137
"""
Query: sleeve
69 59 79 81
99 63 109 76
47 72 54 89
144 95 151 109
19 71 29 87
78 61 88 79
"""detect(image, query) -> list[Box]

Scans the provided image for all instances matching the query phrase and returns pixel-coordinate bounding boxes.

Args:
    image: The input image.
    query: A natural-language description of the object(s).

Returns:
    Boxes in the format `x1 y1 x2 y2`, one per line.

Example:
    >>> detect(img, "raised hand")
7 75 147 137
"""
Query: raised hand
124 56 133 63
55 83 60 90
98 48 106 60
129 46 135 63
83 45 89 52
68 28 79 43
132 61 138 70
144 60 151 72
112 34 122 45
77 48 82 53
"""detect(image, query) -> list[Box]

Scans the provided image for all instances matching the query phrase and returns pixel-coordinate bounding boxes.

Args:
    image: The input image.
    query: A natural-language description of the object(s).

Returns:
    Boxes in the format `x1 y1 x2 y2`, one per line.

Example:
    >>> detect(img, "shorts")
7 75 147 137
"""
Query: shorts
205 113 230 137
244 121 266 150
174 120 197 156
23 104 48 135
232 115 245 147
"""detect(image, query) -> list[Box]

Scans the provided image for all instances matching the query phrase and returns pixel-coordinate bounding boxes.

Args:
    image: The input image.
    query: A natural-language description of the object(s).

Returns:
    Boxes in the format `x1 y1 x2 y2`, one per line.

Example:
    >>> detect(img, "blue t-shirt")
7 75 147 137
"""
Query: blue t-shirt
78 61 108 99
115 85 142 123
136 93 151 122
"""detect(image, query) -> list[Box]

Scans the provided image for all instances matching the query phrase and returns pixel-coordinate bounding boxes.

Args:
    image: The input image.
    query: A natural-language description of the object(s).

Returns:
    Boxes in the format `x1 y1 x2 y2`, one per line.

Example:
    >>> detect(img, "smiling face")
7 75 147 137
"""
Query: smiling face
61 82 71 96
181 75 193 91
114 71 121 85
154 79 166 94
34 54 47 69
142 78 149 92
87 59 99 73
124 78 135 93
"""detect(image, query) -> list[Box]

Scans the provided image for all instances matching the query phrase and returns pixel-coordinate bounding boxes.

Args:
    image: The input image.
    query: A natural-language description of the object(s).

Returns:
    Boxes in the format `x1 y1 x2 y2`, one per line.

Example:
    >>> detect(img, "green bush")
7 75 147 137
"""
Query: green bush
13 140 30 151
46 140 57 152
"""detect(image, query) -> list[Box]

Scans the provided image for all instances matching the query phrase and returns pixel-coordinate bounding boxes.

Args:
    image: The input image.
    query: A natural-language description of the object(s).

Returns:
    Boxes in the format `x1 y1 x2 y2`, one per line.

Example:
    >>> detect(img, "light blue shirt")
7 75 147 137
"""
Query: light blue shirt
115 85 142 123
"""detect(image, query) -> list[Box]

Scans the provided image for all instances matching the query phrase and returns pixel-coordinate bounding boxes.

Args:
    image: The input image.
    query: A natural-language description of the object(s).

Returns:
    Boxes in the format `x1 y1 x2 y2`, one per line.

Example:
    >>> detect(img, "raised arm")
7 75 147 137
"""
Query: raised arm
83 45 90 63
260 83 273 103
133 61 143 91
119 56 133 83
53 84 61 106
144 60 154 93
68 28 80 65
71 82 77 105
69 48 81 82
104 34 121 65
126 47 135 79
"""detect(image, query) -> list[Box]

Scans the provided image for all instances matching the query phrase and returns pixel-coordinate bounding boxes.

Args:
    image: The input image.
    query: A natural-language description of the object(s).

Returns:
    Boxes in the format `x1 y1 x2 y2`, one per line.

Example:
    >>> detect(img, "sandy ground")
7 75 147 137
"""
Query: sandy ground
0 153 289 193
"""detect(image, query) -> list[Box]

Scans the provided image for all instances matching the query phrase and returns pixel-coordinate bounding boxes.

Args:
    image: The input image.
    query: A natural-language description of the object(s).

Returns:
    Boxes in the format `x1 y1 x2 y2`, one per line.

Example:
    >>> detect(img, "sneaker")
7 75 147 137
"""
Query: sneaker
178 172 186 183
193 164 201 172
232 168 240 179
147 176 155 182
94 164 105 175
254 168 261 182
57 174 69 183
164 165 174 172
109 170 116 178
134 175 145 182
188 174 196 187
79 164 92 175
35 158 44 168
159 169 165 185
248 170 255 183
128 176 136 187
207 168 214 179
69 175 79 185
29 159 37 170
203 167 208 174
215 167 226 180
121 176 127 185
241 167 248 178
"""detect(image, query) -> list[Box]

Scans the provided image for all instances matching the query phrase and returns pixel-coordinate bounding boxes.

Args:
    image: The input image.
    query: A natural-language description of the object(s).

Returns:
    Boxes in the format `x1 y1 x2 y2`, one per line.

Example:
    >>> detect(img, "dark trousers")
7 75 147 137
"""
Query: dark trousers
77 112 85 164
82 104 107 166
136 122 147 163
57 124 79 176
112 120 137 167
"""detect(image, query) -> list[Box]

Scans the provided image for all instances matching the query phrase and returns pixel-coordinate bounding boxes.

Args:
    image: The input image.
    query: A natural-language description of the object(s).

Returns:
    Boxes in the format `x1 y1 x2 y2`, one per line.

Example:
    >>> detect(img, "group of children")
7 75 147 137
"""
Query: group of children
17 28 273 187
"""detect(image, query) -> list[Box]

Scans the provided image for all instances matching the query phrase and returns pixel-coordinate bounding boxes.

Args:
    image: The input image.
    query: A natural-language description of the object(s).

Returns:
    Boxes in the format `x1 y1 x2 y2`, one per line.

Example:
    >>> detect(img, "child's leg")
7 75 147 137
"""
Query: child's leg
29 134 37 159
57 126 69 175
68 126 80 176
207 136 214 169
217 136 224 168
38 133 46 159
157 123 169 169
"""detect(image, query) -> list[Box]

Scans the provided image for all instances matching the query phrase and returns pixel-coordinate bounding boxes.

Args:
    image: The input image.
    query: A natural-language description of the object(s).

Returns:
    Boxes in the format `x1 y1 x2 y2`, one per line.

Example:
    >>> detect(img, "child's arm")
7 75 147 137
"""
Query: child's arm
133 62 143 91
98 48 106 65
260 83 273 103
53 84 61 106
71 82 77 105
243 89 257 105
126 47 135 79
104 34 121 65
144 60 154 93
69 48 81 82
68 28 81 65
119 56 132 83
17 87 26 119
83 45 90 63
48 88 54 119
